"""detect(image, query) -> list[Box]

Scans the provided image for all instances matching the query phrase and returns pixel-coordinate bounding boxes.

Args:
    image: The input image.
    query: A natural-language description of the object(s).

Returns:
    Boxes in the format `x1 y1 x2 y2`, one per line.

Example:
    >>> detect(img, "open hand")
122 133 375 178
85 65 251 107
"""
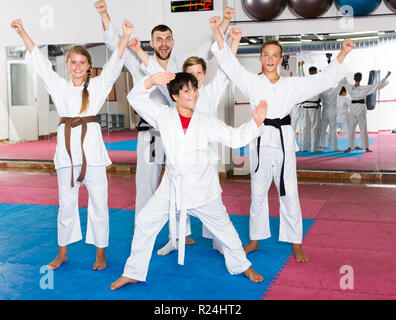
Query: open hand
151 72 176 86
253 100 269 127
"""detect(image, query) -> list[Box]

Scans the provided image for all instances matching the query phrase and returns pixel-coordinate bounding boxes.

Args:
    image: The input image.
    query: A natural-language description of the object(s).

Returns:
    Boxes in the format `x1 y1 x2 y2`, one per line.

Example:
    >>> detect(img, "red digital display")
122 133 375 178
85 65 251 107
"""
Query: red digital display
171 1 214 13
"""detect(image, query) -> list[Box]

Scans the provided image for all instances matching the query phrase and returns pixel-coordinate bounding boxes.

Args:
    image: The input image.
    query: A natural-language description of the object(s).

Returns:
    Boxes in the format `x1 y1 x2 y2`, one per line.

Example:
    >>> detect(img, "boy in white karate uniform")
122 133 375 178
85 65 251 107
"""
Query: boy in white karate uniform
127 16 241 256
111 72 268 290
12 19 131 270
210 27 354 262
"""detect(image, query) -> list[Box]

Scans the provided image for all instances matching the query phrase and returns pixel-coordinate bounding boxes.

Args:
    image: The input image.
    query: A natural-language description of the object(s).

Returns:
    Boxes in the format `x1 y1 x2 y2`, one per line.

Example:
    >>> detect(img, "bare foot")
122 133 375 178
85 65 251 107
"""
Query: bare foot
47 246 67 270
243 240 259 254
293 244 309 263
110 276 139 290
47 255 67 270
344 148 351 153
185 236 195 245
243 267 264 283
93 248 107 271
365 148 372 153
354 146 363 150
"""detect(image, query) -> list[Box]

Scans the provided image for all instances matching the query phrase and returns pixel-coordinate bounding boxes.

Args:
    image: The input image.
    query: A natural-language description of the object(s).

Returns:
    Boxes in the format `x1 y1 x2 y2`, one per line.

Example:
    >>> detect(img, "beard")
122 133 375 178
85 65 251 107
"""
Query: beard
154 47 172 61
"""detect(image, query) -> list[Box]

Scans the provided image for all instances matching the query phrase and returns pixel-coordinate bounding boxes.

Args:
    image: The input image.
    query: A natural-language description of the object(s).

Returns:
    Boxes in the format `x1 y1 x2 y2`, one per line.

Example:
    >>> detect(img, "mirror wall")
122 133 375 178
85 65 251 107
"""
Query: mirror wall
232 29 396 175
1 30 396 175
1 44 139 165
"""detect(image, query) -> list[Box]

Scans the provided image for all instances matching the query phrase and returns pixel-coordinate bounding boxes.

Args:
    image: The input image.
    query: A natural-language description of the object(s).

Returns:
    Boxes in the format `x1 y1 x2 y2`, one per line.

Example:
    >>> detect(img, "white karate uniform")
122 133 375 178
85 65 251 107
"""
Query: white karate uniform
142 59 230 240
122 77 263 281
103 21 214 215
336 95 351 140
319 83 343 150
291 103 304 150
211 42 349 244
301 92 322 152
342 77 389 149
26 46 125 247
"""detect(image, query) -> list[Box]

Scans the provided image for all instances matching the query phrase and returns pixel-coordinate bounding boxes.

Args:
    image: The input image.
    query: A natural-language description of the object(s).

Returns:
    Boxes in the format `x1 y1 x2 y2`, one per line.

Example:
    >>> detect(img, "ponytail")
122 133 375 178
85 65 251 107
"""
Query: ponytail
80 67 91 114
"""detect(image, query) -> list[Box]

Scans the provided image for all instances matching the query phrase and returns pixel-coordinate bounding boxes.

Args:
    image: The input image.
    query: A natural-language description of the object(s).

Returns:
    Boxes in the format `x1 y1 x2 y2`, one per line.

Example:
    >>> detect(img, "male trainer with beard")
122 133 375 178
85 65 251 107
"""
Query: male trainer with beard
94 1 234 244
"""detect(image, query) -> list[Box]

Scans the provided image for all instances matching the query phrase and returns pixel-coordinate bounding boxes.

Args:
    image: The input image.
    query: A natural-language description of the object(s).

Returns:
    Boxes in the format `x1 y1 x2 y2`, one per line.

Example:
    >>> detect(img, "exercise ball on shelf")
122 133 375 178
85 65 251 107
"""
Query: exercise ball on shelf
242 0 287 21
288 0 334 19
335 0 382 16
384 0 396 13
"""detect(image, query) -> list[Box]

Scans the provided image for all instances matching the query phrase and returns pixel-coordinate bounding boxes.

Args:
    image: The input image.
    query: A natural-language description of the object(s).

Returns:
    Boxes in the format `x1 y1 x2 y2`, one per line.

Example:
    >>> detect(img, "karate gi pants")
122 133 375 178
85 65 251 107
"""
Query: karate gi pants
57 165 109 248
291 105 304 150
348 103 369 149
301 107 321 152
135 130 165 215
319 111 338 150
122 194 251 281
249 145 303 244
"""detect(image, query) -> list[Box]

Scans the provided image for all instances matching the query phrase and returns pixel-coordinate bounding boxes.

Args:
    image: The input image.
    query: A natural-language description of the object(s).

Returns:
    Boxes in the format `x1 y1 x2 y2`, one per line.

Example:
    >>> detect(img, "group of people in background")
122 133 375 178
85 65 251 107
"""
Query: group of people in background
10 0 357 292
292 61 391 153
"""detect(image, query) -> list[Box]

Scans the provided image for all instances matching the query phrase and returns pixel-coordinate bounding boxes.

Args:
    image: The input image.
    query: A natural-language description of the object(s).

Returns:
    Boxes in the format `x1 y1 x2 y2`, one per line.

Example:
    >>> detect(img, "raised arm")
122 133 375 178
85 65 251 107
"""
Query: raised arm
208 100 268 148
220 7 235 36
211 26 256 99
128 38 150 67
11 19 35 53
293 39 354 104
229 27 242 56
94 0 110 31
95 1 142 76
127 72 176 128
12 19 64 100
90 20 132 113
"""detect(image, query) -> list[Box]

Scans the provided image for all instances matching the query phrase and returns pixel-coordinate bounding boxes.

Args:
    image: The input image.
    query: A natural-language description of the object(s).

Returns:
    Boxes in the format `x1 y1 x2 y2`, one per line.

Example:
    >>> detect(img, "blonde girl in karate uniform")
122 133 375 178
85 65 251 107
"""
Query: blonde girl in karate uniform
11 19 132 270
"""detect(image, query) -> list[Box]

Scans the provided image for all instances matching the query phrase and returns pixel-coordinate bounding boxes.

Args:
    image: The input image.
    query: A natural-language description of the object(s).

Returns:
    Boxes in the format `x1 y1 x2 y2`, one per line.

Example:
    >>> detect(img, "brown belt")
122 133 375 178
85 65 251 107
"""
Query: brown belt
59 116 98 187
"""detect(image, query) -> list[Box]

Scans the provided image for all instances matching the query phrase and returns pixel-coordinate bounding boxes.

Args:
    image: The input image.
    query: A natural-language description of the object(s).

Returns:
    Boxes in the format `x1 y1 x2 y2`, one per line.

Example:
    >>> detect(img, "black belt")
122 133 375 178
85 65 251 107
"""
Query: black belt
352 99 365 104
137 118 152 132
255 115 291 197
303 100 321 109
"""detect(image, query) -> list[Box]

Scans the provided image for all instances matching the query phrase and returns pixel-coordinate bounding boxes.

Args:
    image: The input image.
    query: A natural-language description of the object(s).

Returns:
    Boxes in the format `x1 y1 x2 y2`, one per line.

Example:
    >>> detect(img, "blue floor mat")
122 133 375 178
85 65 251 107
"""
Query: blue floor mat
0 203 314 300
105 139 137 152
235 137 375 159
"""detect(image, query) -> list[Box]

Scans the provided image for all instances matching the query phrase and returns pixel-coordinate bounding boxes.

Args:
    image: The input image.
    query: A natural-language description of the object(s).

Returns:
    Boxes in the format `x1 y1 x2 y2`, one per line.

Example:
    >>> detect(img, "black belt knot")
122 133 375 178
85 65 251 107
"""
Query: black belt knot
255 115 291 197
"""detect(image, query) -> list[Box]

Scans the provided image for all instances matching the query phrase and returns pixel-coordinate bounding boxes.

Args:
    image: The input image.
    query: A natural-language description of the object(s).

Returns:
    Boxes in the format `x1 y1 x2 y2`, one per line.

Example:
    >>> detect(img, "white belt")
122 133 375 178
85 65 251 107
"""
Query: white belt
167 168 188 265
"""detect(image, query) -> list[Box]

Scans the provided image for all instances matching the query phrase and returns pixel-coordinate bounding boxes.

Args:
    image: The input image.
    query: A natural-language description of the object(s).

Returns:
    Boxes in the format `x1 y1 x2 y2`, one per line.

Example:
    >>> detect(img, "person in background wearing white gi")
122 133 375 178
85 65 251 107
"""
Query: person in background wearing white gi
343 71 391 153
291 61 305 151
110 72 268 290
319 81 344 152
210 27 354 263
127 16 240 257
336 86 351 142
301 67 323 153
11 18 132 270
94 1 234 233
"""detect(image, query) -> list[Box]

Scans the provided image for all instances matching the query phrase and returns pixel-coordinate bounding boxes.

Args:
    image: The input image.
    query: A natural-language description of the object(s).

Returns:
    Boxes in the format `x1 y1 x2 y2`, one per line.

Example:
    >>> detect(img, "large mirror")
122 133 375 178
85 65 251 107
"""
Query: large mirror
1 29 395 175
230 29 396 175
0 43 142 167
